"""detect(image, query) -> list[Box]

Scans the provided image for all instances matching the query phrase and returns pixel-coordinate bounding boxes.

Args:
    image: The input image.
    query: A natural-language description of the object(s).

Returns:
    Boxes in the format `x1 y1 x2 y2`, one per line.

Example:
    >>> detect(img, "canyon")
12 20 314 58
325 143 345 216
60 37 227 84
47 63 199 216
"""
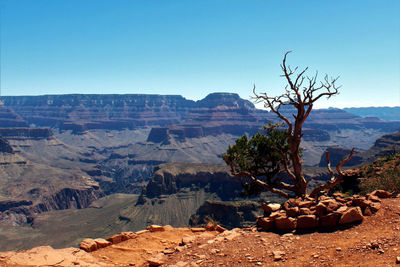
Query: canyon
0 93 399 250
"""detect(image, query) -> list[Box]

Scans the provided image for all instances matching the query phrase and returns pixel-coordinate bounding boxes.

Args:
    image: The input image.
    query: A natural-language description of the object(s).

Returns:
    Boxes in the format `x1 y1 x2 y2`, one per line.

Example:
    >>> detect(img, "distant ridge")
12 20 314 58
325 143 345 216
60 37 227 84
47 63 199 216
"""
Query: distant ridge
343 107 400 121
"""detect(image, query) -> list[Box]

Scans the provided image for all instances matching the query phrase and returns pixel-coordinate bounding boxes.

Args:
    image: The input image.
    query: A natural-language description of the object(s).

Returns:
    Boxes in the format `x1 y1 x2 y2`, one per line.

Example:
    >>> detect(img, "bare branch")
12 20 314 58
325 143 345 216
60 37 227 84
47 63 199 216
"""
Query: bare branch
309 148 355 197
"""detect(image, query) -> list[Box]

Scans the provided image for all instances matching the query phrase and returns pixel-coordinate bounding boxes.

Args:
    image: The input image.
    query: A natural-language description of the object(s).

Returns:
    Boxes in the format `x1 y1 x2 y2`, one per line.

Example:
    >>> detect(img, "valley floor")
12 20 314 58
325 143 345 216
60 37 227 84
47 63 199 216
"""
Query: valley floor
0 197 399 266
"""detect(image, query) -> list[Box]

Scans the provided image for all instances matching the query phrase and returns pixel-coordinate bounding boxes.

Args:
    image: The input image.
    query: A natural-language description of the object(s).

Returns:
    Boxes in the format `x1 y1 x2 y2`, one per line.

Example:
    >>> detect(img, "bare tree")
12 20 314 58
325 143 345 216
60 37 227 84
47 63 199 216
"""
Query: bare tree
225 51 354 198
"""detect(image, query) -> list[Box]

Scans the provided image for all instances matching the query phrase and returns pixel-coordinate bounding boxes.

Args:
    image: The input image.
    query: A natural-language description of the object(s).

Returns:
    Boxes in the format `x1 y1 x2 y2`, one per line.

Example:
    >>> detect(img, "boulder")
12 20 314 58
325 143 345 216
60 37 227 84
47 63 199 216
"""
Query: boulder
257 217 274 231
352 197 372 208
94 238 111 249
321 199 341 213
275 216 297 231
286 206 299 217
261 203 281 214
334 206 348 214
320 213 341 228
121 232 137 239
369 202 382 213
79 238 97 252
297 215 318 229
299 207 313 215
298 200 313 208
366 194 381 202
106 233 130 244
339 207 364 224
315 202 328 217
371 190 393 198
270 210 287 219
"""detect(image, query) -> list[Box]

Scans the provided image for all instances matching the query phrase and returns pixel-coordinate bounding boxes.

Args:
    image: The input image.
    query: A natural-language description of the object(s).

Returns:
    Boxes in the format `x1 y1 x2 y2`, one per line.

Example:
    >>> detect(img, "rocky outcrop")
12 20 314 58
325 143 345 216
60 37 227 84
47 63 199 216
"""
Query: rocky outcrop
0 128 53 140
144 163 242 200
256 191 391 232
0 186 104 225
0 137 13 153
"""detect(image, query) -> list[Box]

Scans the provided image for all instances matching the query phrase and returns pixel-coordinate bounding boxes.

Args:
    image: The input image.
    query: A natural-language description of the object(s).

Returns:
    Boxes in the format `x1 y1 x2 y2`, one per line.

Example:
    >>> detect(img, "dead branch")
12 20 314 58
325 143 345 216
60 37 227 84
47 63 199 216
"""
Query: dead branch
309 148 355 198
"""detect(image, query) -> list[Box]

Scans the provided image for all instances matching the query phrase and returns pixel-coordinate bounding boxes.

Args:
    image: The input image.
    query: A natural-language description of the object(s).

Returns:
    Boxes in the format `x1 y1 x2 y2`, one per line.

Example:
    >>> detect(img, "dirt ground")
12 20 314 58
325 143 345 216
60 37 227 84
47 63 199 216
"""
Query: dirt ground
1 197 399 267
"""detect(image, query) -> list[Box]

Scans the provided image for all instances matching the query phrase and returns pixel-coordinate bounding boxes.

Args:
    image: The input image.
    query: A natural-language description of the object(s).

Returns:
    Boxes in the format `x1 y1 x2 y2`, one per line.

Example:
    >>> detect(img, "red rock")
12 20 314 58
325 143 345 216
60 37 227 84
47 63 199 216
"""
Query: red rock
147 225 165 232
371 190 393 198
286 206 299 217
257 217 274 231
321 199 341 213
191 227 206 232
333 192 346 198
135 229 150 235
366 194 381 203
297 215 318 229
106 233 130 244
147 253 165 266
320 213 341 228
121 232 137 239
79 238 97 252
275 216 297 231
299 207 313 215
315 202 328 217
288 198 301 206
339 207 364 224
205 222 215 231
298 200 313 208
262 203 281 214
270 210 287 219
352 197 372 208
94 238 111 249
334 206 348 214
215 225 227 233
370 202 382 213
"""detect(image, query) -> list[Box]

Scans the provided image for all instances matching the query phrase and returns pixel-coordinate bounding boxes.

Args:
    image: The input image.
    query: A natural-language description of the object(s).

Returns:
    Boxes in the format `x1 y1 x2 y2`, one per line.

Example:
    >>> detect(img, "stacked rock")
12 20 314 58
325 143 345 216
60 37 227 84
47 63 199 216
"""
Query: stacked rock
257 190 392 232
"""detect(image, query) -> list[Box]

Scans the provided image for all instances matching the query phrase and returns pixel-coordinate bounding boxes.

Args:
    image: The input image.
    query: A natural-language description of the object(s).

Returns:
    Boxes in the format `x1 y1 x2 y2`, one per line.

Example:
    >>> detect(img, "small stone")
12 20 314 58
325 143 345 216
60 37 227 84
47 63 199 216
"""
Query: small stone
147 255 164 267
336 247 342 251
396 256 400 264
163 248 175 254
190 227 206 232
215 225 227 233
147 225 165 232
272 250 284 261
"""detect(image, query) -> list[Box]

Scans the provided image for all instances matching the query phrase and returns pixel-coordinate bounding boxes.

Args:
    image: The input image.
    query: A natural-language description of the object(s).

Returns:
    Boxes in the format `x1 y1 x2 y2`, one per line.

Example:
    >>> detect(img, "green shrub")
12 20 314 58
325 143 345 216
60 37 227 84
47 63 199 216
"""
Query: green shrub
360 168 400 195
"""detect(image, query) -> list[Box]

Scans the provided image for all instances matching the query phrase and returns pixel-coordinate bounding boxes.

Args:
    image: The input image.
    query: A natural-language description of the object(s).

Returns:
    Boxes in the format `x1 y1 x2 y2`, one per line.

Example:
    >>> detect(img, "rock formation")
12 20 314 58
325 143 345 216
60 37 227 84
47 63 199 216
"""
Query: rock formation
256 190 391 232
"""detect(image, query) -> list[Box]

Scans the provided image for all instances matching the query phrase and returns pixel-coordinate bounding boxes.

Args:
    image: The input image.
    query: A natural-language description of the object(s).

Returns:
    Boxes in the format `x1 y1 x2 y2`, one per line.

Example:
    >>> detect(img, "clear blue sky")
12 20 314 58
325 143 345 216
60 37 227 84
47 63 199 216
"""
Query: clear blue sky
1 0 399 108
